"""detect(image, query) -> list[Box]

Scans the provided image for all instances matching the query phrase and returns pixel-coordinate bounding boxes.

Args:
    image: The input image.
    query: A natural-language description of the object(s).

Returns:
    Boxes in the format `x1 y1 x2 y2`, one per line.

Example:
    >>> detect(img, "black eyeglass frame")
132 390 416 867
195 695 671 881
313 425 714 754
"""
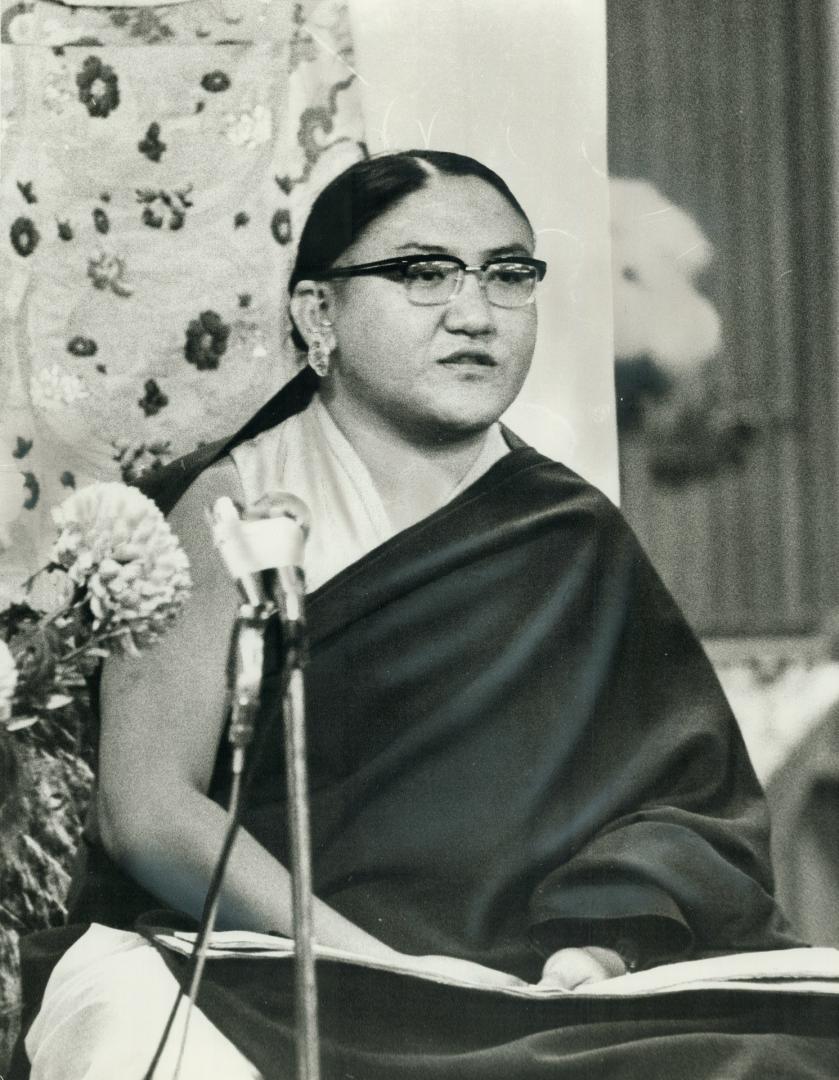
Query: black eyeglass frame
307 254 547 305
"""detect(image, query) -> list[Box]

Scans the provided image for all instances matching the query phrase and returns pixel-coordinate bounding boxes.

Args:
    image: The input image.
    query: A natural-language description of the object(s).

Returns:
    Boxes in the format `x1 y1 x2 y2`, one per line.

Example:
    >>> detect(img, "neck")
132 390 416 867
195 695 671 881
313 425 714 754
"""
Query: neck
318 394 494 532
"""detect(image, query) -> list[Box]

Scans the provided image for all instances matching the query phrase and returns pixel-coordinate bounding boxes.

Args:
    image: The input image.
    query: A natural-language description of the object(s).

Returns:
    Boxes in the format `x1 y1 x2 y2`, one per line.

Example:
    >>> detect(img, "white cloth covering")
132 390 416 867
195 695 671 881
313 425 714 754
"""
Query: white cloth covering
25 924 263 1079
25 400 510 1076
229 393 510 592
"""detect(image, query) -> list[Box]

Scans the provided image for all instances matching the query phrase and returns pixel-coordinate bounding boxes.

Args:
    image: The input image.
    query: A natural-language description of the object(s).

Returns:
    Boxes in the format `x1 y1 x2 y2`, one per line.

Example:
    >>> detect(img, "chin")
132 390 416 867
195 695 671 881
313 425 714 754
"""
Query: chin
382 382 522 442
436 386 520 432
414 404 509 441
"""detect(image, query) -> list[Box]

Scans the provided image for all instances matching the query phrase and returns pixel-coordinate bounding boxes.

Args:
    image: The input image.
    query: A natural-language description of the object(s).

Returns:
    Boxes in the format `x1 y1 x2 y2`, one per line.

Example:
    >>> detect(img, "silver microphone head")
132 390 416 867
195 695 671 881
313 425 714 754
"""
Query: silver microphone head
245 492 310 570
211 492 311 615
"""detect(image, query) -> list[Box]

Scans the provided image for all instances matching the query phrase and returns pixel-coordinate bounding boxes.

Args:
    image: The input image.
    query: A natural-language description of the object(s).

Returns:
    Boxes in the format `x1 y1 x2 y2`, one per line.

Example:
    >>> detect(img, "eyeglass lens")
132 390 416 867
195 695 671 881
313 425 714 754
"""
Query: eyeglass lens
403 260 538 308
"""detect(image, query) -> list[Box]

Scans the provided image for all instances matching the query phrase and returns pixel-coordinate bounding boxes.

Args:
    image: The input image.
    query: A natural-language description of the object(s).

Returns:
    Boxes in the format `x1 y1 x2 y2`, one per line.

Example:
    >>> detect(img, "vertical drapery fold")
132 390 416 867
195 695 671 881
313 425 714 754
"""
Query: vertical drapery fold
608 0 839 636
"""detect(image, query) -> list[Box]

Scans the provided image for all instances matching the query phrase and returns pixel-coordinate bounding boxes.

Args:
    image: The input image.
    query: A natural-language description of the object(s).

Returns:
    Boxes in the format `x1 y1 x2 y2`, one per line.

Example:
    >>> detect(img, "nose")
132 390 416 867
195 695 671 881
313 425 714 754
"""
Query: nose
442 271 496 336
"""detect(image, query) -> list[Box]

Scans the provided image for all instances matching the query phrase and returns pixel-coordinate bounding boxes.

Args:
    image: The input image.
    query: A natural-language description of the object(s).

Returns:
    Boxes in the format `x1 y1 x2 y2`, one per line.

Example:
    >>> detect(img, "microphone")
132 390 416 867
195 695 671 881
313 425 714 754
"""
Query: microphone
211 492 311 620
211 493 311 752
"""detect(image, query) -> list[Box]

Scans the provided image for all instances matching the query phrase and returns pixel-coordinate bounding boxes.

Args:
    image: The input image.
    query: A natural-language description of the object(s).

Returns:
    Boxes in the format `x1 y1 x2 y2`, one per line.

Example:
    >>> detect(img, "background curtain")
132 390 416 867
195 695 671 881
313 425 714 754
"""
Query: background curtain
608 0 839 637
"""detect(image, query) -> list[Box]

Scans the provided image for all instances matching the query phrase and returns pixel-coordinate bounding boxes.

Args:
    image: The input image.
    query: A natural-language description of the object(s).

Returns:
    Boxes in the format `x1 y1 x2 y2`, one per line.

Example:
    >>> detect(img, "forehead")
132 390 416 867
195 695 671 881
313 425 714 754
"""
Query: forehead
342 173 533 261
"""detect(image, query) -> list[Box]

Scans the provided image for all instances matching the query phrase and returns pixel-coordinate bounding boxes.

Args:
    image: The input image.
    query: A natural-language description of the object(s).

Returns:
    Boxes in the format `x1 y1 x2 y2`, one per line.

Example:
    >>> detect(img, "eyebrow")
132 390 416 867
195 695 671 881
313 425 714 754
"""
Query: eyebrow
393 242 534 259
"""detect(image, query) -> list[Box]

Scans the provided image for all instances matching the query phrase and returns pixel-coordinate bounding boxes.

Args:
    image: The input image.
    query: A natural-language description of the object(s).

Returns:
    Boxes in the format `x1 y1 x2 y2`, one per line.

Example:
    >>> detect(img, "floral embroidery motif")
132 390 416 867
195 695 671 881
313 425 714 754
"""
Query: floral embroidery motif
12 438 33 460
275 78 359 194
3 4 36 46
87 251 133 297
57 221 73 242
108 8 174 45
92 208 110 235
112 440 172 484
17 181 36 205
42 64 76 115
10 217 40 258
299 78 355 164
22 473 39 510
76 56 120 119
138 380 168 417
140 208 163 230
184 311 230 370
138 123 166 163
67 337 98 358
136 186 193 231
201 71 231 93
287 1 353 72
270 208 292 246
288 3 320 70
223 104 271 149
30 366 90 412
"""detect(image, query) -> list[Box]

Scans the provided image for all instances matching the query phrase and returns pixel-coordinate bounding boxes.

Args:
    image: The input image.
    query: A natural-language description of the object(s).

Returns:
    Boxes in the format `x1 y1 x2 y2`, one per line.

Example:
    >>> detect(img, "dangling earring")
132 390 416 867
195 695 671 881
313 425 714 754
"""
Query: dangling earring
308 333 332 377
308 316 334 377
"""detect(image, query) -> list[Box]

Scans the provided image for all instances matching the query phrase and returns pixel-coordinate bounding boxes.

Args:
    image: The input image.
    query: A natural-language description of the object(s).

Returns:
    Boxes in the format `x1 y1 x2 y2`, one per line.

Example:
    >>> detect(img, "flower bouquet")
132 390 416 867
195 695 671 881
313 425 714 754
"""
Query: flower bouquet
0 482 191 1051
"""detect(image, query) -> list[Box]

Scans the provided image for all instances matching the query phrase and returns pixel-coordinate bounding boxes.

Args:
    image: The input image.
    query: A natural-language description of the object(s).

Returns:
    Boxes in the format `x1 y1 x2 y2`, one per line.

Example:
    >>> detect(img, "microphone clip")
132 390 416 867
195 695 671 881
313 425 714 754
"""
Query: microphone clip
228 601 271 753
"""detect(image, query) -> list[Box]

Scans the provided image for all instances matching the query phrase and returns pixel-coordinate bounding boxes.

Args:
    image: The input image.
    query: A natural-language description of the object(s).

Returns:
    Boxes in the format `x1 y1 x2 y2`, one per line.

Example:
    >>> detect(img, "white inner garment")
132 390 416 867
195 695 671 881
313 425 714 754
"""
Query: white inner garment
25 924 263 1080
230 393 510 593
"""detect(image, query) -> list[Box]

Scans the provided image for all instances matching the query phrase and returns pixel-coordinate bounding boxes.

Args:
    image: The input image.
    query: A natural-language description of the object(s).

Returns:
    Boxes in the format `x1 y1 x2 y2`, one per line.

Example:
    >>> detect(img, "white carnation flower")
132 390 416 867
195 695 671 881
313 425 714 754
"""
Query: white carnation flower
30 365 90 412
0 638 18 721
51 482 191 645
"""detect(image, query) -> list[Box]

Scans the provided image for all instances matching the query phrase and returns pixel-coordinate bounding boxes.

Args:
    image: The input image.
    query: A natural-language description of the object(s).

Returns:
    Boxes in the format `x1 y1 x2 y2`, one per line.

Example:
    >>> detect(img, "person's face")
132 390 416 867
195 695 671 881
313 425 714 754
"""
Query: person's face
318 174 538 443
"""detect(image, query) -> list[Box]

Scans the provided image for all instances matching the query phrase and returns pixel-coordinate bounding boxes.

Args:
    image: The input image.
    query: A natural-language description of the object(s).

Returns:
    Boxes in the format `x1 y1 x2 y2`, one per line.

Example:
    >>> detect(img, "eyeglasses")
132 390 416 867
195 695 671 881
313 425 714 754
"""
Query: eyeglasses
312 254 547 308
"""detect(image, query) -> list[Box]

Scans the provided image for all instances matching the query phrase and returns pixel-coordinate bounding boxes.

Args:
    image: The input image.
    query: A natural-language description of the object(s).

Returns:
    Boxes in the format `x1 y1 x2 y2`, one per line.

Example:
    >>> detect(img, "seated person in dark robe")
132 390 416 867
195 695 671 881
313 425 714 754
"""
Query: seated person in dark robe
11 151 838 1079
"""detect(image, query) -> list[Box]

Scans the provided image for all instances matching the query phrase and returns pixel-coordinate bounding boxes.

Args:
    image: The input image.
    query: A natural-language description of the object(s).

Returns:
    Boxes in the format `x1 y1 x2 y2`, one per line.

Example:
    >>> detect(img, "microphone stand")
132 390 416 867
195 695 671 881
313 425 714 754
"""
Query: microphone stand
209 496 320 1080
274 566 320 1080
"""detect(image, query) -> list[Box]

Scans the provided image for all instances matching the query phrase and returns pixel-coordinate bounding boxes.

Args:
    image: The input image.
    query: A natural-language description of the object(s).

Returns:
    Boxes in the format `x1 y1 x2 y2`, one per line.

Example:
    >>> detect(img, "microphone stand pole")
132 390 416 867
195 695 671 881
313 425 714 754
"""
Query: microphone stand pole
275 566 320 1080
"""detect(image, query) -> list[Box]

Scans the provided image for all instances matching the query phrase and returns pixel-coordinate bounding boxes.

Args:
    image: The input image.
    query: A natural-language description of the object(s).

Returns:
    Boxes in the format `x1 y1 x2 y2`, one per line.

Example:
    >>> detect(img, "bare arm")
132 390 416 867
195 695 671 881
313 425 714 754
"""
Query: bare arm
96 461 520 986
97 461 402 958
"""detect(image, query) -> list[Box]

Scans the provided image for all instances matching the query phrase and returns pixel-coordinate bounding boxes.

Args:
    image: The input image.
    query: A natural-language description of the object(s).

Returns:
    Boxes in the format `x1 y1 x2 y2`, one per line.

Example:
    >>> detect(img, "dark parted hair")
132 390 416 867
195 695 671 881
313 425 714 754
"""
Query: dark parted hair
288 149 532 350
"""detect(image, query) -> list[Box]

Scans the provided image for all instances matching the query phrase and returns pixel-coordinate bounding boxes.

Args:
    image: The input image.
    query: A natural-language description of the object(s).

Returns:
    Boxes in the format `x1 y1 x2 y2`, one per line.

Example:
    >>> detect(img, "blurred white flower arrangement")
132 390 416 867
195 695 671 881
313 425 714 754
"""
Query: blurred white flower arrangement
1 481 191 741
610 176 722 374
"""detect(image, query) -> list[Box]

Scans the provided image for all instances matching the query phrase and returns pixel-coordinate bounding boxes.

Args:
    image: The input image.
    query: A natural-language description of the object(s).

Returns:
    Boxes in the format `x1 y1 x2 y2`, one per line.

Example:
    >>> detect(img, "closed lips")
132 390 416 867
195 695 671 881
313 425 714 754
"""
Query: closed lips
438 351 496 365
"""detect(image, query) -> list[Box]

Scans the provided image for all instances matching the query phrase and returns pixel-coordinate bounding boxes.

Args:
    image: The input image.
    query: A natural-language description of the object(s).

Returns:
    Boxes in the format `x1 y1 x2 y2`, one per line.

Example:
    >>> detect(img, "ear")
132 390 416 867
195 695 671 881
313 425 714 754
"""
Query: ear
290 281 336 351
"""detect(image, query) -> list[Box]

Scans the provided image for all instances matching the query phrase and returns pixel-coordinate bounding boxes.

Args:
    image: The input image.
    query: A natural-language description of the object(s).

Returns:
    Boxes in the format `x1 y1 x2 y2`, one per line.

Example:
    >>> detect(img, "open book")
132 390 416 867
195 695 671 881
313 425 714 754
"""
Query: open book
153 931 839 999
